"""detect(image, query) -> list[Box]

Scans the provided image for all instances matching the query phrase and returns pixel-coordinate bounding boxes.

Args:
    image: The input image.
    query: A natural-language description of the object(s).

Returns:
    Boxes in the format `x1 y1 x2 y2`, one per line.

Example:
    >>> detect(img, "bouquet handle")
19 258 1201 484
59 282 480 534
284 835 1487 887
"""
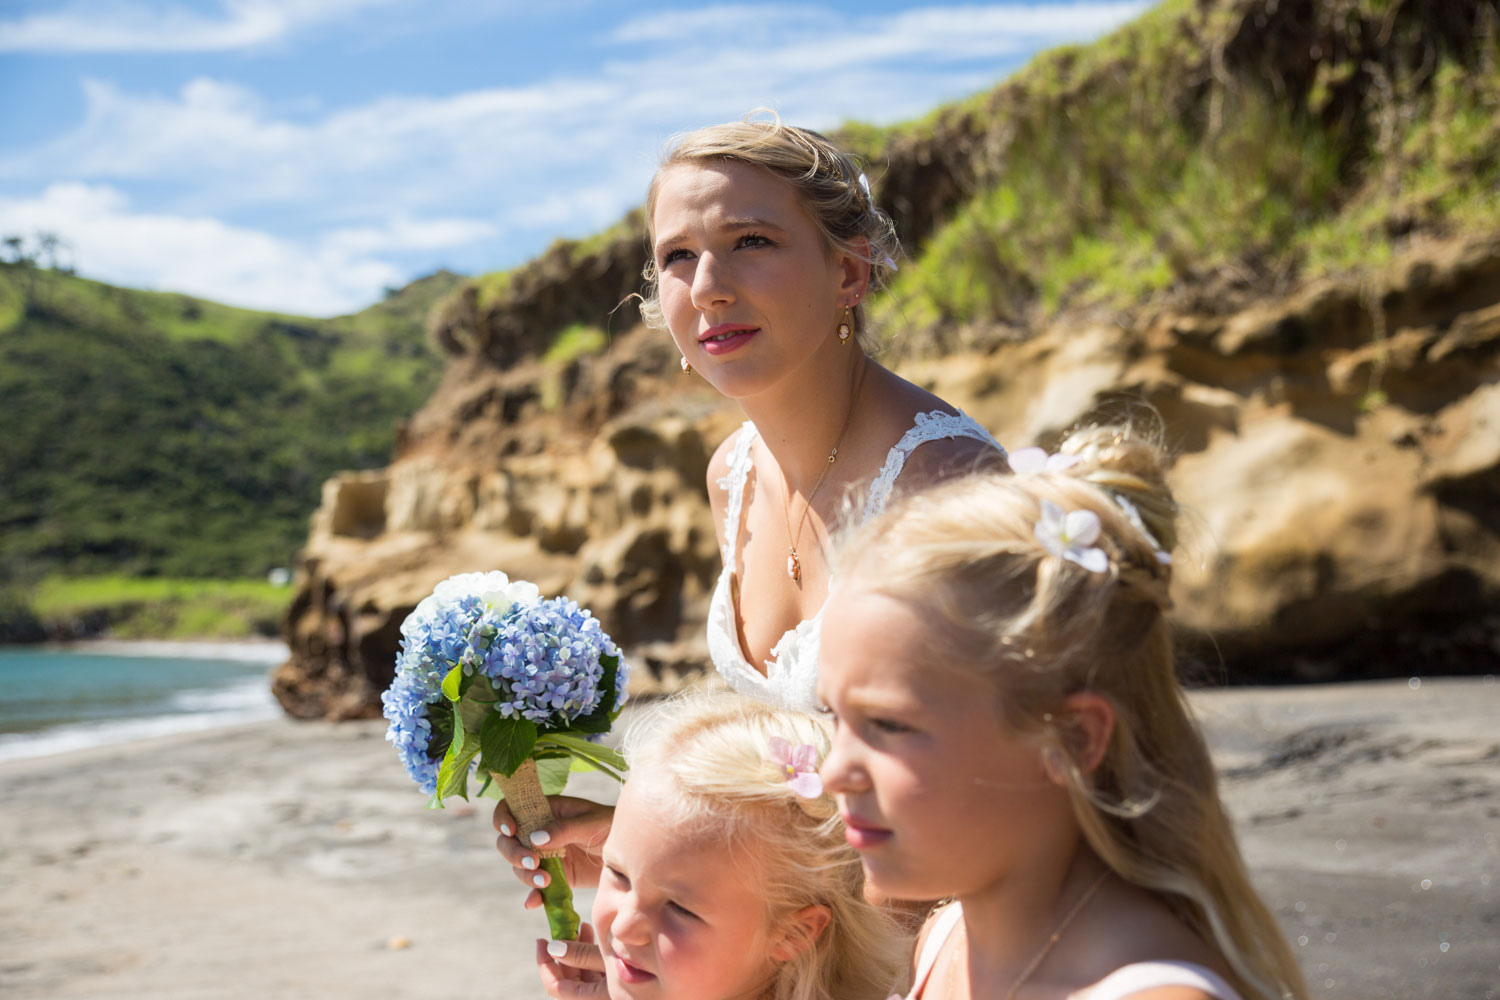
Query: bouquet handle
492 759 580 940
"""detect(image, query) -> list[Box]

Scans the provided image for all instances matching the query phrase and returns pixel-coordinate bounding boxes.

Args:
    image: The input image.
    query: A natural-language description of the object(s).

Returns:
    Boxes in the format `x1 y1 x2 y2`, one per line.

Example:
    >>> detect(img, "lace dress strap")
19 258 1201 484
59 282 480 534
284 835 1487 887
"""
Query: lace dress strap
863 410 1005 520
715 422 759 575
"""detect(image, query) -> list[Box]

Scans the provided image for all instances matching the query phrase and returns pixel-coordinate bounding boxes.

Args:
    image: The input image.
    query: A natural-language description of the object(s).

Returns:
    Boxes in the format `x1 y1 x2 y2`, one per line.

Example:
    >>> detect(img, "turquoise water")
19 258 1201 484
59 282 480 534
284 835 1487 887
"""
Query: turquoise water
0 646 282 761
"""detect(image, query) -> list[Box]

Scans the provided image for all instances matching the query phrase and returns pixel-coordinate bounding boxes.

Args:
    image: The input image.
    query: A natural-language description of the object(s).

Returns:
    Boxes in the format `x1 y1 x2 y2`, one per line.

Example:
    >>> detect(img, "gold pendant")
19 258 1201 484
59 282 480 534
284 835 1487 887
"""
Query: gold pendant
787 549 801 583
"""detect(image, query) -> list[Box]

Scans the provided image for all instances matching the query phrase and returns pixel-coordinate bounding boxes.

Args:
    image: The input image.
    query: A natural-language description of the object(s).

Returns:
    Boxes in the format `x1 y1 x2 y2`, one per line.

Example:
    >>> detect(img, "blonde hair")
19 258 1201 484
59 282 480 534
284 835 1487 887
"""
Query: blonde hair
640 114 901 352
621 691 908 1000
834 424 1308 1000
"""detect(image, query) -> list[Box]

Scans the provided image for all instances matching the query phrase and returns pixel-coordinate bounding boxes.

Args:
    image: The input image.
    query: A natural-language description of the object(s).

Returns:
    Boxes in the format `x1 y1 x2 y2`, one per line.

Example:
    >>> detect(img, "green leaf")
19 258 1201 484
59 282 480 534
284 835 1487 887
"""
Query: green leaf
432 702 481 804
480 714 538 778
441 664 465 702
537 731 628 782
536 755 572 796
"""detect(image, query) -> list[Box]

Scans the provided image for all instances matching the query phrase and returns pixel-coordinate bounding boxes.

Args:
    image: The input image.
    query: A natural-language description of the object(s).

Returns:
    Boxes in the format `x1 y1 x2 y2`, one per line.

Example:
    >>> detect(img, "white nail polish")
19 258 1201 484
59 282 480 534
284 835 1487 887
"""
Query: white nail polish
522 856 537 870
530 830 552 846
547 940 567 958
533 874 547 888
500 823 512 836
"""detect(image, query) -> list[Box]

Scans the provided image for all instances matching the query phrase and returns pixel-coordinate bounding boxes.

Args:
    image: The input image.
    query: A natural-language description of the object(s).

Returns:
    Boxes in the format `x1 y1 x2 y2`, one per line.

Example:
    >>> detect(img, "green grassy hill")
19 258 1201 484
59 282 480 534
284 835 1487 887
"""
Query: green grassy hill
0 267 459 583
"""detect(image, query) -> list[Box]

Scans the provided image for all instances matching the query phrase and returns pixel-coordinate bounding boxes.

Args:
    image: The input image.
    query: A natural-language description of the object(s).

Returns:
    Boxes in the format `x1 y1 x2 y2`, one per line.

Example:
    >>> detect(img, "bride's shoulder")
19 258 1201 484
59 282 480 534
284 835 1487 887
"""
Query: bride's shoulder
891 416 1009 493
706 422 757 513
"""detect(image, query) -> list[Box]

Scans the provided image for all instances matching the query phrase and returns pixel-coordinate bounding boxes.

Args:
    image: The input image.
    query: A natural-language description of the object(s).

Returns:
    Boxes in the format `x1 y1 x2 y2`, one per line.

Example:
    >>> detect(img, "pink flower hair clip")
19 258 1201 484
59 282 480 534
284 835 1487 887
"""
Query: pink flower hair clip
767 736 824 799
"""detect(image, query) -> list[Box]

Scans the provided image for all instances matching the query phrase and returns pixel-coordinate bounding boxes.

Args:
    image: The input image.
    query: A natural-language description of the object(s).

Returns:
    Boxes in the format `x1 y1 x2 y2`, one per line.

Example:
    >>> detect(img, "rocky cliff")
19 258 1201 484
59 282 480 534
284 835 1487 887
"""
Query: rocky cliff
273 0 1500 719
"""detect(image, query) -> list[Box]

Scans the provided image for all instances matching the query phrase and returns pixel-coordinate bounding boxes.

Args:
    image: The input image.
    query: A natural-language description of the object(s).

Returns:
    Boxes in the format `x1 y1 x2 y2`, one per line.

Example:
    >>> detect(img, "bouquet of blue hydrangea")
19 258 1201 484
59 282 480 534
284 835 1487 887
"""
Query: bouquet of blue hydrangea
382 571 629 940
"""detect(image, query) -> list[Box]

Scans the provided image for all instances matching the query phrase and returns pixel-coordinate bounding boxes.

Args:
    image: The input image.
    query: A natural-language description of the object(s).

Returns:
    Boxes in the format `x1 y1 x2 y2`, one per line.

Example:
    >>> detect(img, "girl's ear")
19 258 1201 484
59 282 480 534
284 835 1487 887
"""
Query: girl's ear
770 904 832 962
1052 691 1115 780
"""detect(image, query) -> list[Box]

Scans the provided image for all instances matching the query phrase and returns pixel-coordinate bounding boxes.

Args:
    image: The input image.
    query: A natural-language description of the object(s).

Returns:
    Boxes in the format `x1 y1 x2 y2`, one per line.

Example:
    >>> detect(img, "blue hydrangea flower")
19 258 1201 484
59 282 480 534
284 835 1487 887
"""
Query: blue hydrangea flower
383 572 630 793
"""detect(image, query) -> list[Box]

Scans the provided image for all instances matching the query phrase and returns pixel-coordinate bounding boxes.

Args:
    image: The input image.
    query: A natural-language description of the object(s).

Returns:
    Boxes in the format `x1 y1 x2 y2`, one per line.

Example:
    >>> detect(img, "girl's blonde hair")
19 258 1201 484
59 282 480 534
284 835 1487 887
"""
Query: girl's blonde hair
834 424 1308 1000
640 114 901 353
621 691 908 1000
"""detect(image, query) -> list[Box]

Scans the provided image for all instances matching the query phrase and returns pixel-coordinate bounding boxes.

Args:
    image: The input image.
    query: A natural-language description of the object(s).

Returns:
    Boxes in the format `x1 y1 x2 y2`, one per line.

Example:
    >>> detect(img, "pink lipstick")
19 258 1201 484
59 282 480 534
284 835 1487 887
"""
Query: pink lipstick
699 323 758 356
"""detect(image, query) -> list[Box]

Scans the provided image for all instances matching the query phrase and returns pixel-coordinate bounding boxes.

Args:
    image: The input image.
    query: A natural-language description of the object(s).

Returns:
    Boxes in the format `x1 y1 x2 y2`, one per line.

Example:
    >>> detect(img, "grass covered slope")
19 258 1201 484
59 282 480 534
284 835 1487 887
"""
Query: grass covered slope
0 266 460 582
860 0 1500 337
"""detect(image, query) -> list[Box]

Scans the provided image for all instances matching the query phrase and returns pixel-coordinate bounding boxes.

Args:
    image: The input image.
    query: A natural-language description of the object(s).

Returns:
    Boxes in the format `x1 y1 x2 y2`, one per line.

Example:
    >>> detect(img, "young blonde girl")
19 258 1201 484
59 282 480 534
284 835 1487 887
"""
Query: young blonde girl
817 426 1308 1000
535 691 908 1000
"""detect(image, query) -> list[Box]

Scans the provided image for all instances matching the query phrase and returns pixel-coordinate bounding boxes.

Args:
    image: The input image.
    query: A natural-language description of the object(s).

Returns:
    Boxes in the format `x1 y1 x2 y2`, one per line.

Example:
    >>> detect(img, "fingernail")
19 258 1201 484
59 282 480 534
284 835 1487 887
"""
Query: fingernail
547 940 567 958
499 823 512 836
533 874 547 888
522 856 537 870
530 830 552 846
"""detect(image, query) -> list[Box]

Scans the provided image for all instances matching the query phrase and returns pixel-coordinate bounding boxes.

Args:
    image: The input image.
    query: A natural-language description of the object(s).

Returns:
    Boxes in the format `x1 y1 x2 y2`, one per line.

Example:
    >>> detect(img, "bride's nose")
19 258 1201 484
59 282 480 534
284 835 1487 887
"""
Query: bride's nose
690 251 735 311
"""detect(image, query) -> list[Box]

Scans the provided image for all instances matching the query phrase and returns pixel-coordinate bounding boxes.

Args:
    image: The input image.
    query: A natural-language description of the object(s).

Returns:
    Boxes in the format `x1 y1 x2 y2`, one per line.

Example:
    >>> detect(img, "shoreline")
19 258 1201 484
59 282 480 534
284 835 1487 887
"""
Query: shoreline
45 637 290 664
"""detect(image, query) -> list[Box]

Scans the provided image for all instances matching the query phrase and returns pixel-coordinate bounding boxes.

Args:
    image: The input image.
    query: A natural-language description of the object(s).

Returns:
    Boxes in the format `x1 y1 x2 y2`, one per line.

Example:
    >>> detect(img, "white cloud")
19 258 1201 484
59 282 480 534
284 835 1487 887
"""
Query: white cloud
0 183 493 314
0 0 402 53
1 1 1152 311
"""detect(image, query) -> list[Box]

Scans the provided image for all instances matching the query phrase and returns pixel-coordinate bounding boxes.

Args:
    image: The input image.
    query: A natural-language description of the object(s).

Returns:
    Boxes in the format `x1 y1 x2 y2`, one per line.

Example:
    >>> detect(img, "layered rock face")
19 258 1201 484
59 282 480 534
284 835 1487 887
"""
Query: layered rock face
273 233 1500 719
272 0 1500 718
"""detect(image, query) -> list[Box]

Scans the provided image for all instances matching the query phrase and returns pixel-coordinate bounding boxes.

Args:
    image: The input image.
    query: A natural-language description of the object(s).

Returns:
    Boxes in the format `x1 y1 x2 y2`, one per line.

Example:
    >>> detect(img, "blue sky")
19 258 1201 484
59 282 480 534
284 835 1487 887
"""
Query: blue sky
0 0 1147 316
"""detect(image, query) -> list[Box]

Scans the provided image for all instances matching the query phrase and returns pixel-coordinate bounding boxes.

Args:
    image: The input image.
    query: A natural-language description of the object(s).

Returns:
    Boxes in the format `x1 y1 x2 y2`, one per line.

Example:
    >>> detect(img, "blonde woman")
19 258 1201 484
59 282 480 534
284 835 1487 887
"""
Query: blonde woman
495 117 1006 889
817 427 1308 1000
534 692 908 1000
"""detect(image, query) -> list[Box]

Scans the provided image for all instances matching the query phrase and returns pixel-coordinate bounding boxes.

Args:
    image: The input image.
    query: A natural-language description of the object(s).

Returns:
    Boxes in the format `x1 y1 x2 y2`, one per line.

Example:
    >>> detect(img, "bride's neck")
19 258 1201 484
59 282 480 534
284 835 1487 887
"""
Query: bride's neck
741 353 872 491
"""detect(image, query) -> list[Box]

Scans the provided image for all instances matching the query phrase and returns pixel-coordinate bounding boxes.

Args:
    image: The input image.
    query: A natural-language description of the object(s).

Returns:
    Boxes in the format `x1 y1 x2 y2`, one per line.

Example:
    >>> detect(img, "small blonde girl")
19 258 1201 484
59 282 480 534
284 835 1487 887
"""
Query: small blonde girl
536 691 908 1000
817 426 1308 1000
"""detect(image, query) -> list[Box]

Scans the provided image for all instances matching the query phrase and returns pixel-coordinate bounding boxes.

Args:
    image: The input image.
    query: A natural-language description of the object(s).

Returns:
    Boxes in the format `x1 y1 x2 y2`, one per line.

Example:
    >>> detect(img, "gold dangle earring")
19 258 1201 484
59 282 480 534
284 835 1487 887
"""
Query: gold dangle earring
680 356 692 374
837 305 853 346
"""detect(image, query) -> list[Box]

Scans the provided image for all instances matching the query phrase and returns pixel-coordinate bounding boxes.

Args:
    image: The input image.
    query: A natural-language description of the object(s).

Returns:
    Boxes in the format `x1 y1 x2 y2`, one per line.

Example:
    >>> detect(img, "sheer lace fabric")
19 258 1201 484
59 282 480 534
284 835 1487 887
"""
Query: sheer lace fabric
706 410 1003 711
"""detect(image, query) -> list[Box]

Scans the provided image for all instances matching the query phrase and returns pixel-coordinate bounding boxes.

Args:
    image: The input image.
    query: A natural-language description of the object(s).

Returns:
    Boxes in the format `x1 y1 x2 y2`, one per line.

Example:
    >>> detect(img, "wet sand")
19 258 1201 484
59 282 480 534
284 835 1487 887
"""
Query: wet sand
1 677 1496 999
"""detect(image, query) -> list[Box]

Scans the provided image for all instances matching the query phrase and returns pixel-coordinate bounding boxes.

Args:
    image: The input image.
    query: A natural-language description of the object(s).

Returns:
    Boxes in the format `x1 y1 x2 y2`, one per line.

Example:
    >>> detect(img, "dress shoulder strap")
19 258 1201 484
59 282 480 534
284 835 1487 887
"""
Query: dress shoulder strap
715 422 759 576
906 903 963 1000
1082 961 1243 1000
863 410 1004 521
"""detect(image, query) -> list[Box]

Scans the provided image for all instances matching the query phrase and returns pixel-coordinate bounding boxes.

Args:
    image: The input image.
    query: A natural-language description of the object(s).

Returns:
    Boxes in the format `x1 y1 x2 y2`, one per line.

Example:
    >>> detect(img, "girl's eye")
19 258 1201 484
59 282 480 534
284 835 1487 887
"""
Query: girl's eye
660 247 692 267
871 717 915 735
605 866 630 888
667 900 700 921
737 233 773 249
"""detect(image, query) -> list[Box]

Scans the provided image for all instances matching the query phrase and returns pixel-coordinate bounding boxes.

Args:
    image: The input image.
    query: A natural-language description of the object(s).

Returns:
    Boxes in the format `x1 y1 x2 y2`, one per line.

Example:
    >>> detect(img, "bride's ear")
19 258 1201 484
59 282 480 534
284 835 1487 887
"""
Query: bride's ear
770 904 831 961
836 237 871 301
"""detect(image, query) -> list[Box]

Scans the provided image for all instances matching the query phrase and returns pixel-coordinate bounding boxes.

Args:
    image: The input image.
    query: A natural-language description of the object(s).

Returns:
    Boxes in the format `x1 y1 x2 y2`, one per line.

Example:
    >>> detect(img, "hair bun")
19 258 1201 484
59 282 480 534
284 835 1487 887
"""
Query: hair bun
1055 424 1178 591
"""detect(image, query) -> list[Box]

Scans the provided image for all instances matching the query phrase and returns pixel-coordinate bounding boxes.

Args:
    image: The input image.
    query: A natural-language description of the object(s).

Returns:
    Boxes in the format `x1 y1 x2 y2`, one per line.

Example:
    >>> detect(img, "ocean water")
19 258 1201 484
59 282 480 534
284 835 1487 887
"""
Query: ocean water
0 644 285 762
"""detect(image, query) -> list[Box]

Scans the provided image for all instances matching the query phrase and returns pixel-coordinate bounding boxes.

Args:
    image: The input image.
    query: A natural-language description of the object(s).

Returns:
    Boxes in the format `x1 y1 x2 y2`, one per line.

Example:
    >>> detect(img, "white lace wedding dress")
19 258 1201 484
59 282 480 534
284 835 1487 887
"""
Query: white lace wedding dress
705 411 1005 711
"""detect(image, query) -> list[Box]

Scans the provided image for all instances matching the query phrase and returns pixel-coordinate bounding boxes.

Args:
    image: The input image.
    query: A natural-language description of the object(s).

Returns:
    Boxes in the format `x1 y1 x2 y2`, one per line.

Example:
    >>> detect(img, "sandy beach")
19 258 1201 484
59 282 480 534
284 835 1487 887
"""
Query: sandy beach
2 677 1496 999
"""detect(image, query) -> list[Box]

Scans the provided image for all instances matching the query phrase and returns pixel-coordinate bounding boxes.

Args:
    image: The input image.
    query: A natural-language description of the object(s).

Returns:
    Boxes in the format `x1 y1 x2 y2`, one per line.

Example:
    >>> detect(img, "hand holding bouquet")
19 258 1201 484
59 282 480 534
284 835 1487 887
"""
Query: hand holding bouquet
382 571 629 940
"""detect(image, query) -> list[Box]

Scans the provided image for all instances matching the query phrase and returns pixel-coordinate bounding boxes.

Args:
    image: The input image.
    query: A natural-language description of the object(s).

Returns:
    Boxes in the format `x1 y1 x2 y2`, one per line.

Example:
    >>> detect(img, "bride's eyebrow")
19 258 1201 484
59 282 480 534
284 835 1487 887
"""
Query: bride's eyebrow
720 216 784 232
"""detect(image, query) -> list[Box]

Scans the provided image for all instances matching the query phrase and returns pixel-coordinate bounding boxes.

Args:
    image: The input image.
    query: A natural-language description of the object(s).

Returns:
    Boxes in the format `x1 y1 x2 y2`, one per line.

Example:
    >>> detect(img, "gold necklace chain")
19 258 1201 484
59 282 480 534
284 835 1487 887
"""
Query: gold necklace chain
947 869 1111 1000
781 360 866 585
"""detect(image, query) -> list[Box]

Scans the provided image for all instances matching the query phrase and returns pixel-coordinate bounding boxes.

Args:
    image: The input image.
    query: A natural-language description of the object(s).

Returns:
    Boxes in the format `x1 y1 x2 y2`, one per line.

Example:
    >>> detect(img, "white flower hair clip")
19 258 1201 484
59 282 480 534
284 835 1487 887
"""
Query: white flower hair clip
1112 494 1173 565
767 736 823 799
1035 500 1108 573
1009 446 1080 476
857 172 898 272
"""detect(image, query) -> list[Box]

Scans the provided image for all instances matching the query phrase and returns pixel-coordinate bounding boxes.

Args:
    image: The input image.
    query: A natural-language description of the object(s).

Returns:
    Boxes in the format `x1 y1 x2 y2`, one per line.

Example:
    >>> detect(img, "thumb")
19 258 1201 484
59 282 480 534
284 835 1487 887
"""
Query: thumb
545 934 606 973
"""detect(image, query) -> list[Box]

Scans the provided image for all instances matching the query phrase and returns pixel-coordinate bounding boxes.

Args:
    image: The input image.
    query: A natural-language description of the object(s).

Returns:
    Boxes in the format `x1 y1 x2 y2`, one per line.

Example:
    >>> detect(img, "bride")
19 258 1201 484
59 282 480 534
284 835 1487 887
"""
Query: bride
495 114 1007 911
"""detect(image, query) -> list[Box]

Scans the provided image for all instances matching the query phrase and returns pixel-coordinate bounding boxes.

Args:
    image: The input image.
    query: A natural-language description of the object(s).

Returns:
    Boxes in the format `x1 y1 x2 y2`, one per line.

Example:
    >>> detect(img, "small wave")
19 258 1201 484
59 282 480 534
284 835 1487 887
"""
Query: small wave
57 640 289 665
170 677 276 712
0 697 281 763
